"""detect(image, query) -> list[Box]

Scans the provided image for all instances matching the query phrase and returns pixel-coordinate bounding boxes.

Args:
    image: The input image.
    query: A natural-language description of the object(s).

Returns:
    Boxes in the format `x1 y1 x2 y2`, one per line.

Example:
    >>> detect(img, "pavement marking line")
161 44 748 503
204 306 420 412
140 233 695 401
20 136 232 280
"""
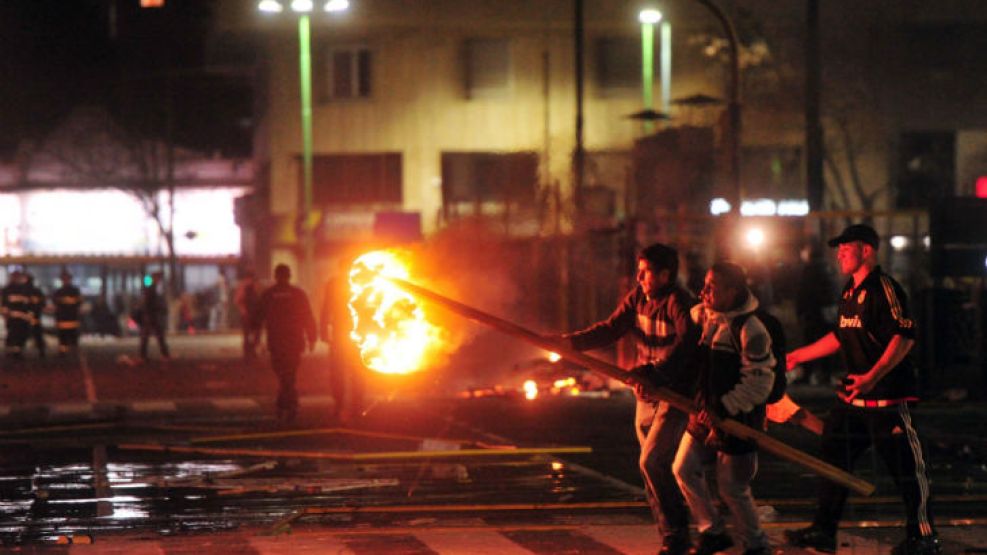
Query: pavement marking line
210 398 261 411
583 524 658 555
249 534 350 554
131 401 178 413
416 529 537 555
441 412 644 496
80 351 97 403
51 402 95 416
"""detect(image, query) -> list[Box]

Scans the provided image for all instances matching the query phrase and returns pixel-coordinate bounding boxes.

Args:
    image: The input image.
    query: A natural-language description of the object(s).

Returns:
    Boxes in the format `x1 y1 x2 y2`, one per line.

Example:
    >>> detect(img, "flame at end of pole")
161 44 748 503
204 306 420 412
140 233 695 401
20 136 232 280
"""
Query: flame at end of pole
348 250 445 375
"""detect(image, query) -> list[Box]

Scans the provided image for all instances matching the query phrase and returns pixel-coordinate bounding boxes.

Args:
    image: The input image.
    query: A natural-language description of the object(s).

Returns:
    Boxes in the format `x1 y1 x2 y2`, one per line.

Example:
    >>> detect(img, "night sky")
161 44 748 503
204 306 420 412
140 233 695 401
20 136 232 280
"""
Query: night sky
0 0 253 159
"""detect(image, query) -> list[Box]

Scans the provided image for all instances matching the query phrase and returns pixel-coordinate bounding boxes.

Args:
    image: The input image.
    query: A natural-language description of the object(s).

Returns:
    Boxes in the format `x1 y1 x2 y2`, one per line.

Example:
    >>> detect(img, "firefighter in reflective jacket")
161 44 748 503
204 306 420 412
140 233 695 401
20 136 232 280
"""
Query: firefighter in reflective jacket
25 273 47 358
2 270 33 358
53 271 82 355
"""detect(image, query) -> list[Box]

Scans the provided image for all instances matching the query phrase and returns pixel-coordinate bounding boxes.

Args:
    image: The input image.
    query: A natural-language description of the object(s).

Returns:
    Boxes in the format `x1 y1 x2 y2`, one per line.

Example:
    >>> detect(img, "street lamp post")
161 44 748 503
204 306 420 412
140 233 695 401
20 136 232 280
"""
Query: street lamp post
258 0 349 290
695 0 742 209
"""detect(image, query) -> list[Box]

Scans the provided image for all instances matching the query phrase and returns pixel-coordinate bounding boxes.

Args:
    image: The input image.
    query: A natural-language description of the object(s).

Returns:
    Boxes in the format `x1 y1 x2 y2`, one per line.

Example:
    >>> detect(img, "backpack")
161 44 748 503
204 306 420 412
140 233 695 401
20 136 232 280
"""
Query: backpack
729 308 787 405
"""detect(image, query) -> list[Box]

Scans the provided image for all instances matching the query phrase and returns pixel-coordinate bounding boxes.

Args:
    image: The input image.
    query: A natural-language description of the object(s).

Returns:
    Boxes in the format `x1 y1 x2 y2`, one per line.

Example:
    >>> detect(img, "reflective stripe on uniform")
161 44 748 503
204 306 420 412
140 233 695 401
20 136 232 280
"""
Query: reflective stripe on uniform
847 396 919 408
8 310 35 323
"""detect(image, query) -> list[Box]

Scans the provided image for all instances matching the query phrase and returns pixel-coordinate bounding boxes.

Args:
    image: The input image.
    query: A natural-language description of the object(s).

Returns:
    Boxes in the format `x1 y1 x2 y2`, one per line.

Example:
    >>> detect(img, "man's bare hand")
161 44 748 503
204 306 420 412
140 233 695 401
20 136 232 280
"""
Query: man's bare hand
785 351 801 371
838 372 878 403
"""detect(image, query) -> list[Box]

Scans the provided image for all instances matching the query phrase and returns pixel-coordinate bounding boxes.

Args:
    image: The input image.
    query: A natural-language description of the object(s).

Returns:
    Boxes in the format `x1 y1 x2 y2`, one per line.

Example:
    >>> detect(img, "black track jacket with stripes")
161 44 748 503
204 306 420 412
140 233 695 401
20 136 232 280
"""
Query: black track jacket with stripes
835 266 918 401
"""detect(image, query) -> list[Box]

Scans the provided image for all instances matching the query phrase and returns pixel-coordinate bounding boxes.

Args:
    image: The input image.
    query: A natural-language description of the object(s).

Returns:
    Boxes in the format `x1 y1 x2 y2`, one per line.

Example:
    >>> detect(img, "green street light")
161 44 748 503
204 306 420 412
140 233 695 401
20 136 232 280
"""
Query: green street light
638 8 671 134
638 9 661 133
258 0 350 290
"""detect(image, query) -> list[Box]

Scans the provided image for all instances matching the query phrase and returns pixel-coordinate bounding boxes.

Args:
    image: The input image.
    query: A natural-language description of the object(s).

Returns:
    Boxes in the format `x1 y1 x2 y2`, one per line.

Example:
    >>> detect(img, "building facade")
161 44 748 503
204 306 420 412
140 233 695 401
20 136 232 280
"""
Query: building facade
220 0 987 285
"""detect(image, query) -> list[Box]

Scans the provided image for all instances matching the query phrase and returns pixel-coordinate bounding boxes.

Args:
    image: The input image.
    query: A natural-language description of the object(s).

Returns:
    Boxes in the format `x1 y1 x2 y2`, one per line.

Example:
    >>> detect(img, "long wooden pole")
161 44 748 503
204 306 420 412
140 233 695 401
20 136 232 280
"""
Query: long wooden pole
386 276 875 496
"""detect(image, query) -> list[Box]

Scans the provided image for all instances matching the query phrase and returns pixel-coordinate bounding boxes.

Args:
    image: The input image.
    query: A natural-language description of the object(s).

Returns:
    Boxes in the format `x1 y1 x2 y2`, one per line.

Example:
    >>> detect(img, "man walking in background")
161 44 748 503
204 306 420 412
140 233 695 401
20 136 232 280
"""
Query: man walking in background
254 264 317 426
139 271 170 362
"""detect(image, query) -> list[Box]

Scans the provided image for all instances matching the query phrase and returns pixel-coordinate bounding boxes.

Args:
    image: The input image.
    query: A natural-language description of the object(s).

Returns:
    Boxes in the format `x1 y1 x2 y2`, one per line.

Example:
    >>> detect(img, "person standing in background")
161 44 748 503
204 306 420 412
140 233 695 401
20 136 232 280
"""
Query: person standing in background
25 273 47 358
234 270 260 360
53 270 82 356
139 271 171 362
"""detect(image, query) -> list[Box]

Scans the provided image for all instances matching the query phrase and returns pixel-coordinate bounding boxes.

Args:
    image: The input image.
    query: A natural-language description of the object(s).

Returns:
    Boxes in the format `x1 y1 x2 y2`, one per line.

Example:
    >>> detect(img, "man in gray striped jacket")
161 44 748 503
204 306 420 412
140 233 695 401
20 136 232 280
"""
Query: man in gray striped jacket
560 243 700 555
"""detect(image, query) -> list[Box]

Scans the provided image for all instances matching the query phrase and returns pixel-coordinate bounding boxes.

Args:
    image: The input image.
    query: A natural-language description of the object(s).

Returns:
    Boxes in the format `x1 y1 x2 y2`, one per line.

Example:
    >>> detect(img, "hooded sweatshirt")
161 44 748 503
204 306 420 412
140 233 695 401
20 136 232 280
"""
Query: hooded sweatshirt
689 292 775 453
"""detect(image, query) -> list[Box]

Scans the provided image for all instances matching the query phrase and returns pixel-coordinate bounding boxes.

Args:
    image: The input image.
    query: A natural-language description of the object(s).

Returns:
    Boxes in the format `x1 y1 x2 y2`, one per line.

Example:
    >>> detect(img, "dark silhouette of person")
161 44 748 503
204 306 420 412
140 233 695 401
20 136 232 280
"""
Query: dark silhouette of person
2 270 32 359
139 271 170 362
25 273 47 358
319 263 363 423
795 240 837 384
53 270 83 356
234 270 260 360
254 264 317 425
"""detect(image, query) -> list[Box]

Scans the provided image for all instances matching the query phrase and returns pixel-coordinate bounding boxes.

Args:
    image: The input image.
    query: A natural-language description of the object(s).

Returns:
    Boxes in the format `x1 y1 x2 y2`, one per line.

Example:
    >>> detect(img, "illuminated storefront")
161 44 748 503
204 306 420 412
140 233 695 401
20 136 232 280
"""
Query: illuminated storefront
0 188 246 258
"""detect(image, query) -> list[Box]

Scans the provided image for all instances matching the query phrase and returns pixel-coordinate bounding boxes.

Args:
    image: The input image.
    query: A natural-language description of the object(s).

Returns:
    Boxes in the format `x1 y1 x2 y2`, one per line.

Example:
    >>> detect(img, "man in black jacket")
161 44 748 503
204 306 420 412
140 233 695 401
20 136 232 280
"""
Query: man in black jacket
558 243 699 555
254 264 317 425
785 224 940 555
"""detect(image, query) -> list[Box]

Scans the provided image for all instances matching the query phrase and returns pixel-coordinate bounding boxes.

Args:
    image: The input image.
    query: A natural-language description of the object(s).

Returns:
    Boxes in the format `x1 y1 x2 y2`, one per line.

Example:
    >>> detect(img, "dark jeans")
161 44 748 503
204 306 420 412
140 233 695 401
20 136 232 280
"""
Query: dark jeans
814 402 936 539
57 327 80 351
4 318 30 355
139 317 170 359
242 327 257 359
270 349 302 416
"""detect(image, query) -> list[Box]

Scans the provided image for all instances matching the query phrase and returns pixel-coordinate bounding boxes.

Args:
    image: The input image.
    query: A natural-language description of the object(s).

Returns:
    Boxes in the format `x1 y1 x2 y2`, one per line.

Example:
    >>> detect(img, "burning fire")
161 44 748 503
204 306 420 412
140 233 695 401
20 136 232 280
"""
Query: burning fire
348 250 440 375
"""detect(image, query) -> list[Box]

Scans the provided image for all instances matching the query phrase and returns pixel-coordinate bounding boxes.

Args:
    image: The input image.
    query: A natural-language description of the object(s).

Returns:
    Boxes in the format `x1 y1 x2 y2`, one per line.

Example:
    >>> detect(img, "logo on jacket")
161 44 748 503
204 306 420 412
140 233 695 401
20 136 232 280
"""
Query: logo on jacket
839 315 863 328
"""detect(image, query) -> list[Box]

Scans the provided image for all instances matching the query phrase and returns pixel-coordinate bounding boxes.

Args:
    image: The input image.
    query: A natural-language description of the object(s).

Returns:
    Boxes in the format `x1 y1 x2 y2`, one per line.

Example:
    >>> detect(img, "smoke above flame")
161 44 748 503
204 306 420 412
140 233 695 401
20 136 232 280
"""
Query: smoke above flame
348 250 443 375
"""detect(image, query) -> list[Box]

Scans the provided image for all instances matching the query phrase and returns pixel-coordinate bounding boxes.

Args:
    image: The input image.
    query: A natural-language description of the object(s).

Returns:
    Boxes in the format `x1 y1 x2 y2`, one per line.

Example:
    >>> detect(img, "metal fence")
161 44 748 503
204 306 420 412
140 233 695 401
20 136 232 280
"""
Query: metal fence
485 208 983 395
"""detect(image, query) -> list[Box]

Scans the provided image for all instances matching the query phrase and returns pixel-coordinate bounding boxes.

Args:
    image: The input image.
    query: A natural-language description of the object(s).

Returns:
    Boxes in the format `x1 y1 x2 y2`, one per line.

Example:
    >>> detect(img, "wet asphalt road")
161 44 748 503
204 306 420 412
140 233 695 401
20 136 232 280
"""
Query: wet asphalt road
0 333 986 552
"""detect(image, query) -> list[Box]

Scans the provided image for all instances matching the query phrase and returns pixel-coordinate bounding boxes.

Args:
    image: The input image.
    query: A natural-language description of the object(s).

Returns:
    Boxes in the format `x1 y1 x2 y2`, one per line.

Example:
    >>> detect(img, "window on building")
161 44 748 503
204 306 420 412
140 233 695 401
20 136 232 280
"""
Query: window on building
321 46 372 100
311 153 401 206
595 37 639 92
441 152 538 205
464 38 511 99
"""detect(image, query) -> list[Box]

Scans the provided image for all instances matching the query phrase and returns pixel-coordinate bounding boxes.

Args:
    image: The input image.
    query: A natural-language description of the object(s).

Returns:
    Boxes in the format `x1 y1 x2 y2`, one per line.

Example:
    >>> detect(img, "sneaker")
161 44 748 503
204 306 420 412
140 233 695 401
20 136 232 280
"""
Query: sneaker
659 533 691 555
690 531 733 555
784 526 836 553
891 535 942 555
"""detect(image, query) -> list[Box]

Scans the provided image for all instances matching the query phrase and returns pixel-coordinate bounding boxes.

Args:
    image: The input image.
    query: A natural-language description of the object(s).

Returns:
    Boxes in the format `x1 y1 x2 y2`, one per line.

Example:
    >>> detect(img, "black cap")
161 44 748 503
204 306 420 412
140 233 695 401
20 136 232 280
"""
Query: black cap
827 224 879 249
